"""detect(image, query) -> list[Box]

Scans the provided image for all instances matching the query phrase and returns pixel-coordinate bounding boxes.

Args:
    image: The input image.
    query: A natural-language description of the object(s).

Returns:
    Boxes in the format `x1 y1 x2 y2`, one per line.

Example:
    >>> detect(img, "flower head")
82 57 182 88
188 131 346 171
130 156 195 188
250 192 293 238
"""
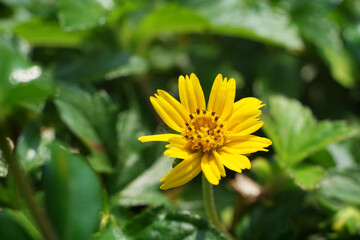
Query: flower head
139 73 272 190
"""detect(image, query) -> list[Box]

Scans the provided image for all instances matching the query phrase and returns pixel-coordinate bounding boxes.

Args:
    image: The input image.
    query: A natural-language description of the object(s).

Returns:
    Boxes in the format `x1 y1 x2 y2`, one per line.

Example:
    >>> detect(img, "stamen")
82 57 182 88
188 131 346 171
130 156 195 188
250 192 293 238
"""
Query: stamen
215 116 219 121
202 110 206 114
196 108 200 114
189 114 194 119
197 134 201 138
211 111 215 116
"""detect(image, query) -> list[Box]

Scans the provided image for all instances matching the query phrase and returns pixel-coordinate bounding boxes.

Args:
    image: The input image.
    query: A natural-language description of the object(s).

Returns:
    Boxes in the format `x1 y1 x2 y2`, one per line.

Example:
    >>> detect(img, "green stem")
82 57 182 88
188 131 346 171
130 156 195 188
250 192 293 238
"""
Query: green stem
0 124 58 240
202 174 235 240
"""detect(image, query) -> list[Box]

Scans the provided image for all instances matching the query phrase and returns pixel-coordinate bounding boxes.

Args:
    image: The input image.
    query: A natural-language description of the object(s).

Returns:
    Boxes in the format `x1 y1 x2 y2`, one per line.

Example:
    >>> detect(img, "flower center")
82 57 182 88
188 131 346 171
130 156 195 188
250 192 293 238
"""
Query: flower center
183 108 227 152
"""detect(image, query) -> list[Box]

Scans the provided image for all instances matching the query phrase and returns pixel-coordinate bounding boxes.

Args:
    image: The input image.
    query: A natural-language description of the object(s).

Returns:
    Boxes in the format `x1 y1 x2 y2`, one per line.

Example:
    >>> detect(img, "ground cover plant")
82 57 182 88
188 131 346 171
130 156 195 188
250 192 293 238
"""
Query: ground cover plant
0 0 360 239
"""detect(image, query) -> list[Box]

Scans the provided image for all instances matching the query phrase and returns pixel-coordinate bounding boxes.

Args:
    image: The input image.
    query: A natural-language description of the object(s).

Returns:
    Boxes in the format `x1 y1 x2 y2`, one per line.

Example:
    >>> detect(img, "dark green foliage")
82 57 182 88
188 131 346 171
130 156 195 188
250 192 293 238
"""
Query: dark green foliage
0 0 360 239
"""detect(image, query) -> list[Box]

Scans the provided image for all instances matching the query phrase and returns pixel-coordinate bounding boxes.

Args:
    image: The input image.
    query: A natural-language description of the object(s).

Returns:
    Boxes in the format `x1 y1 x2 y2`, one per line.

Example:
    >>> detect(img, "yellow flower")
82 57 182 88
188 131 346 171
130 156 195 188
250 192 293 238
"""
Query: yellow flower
139 73 272 190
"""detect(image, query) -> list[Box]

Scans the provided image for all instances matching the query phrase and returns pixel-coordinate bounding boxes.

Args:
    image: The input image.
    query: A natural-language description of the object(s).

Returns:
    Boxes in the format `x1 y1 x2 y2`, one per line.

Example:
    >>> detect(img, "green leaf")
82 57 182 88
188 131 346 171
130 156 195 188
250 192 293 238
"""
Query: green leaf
135 3 209 51
263 95 359 166
106 108 163 193
92 226 127 240
55 83 118 166
332 207 360 234
14 19 88 47
318 167 360 206
44 142 102 240
111 155 172 207
57 0 109 31
254 53 304 100
0 37 54 113
0 209 32 240
5 209 42 240
182 0 304 50
293 4 356 87
290 164 326 191
262 96 359 190
55 51 131 83
0 146 8 177
123 206 229 240
16 122 53 172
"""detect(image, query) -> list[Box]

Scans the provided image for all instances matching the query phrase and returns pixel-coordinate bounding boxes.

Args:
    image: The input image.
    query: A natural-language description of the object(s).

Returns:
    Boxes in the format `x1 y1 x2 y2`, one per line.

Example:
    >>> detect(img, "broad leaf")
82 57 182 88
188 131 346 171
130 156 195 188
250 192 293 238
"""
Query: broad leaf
135 3 209 52
263 95 359 166
318 167 360 206
55 83 118 168
0 209 32 240
111 155 172 207
57 0 109 31
0 37 54 113
14 19 88 47
55 51 132 83
44 142 102 240
292 2 357 87
182 0 304 50
290 164 326 191
263 96 359 190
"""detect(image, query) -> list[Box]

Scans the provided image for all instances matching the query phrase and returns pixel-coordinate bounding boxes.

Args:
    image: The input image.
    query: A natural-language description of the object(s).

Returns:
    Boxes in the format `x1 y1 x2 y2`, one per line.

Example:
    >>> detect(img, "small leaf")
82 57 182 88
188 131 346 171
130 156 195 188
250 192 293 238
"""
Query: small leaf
123 206 229 240
111 155 172 207
16 122 54 172
92 226 127 240
0 158 8 177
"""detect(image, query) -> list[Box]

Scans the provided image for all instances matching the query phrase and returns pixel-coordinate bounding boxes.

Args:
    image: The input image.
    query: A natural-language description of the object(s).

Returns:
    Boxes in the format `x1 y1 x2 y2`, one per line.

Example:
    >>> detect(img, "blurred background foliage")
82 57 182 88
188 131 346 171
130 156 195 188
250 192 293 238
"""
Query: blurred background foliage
0 0 360 239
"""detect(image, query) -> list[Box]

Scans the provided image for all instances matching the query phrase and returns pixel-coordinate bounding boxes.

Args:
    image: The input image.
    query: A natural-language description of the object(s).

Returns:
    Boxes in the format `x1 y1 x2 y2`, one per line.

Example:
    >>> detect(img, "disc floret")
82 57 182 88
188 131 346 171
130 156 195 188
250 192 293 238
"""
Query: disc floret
183 108 227 152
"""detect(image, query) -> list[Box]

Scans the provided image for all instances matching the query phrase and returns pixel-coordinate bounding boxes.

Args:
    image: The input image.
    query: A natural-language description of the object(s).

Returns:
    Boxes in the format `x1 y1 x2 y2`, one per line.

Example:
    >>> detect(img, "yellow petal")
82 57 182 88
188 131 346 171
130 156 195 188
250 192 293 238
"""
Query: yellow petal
226 110 261 130
179 74 203 114
211 151 226 177
212 77 227 115
207 74 223 112
164 136 191 159
233 97 264 113
157 90 188 121
178 75 190 112
138 134 179 142
230 117 264 135
155 94 185 128
219 78 236 121
201 153 220 185
164 147 191 159
190 73 206 111
217 150 251 173
224 135 272 154
160 152 202 190
150 96 182 132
